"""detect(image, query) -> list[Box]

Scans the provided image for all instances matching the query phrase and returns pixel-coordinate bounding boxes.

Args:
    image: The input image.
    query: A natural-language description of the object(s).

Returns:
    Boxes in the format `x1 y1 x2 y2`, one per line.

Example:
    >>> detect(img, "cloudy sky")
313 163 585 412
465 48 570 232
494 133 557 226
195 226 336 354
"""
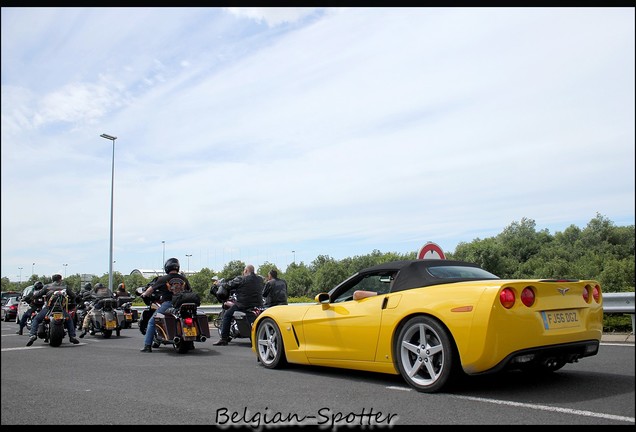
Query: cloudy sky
1 7 634 282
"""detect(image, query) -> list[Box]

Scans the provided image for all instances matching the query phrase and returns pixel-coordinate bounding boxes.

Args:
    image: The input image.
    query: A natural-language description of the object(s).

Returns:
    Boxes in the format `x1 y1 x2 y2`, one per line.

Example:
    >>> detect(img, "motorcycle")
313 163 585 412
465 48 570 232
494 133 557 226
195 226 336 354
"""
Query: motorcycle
24 298 45 332
212 291 265 342
116 295 136 329
136 286 210 354
36 289 72 347
84 297 126 338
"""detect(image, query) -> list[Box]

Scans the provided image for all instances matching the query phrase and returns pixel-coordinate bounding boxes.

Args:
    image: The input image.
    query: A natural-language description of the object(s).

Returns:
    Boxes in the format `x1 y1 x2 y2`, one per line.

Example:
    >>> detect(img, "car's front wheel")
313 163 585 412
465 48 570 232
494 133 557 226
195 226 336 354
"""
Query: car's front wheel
395 315 457 393
255 318 287 369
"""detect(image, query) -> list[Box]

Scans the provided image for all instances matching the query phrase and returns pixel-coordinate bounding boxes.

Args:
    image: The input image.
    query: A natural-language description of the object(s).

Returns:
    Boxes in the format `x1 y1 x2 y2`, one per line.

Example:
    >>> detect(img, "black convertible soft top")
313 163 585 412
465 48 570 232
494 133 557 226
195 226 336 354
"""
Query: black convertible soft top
358 259 500 293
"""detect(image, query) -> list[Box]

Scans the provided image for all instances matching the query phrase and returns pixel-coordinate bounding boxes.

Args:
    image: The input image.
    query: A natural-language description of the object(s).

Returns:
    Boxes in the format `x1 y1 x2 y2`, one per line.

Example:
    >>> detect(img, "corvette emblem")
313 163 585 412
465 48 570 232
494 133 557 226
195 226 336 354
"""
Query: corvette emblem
557 288 570 296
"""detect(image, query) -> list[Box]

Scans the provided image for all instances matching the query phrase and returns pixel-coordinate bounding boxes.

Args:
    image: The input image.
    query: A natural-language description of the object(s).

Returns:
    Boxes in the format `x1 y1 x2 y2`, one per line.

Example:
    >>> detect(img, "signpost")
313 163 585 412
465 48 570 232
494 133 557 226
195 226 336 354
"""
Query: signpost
417 242 446 260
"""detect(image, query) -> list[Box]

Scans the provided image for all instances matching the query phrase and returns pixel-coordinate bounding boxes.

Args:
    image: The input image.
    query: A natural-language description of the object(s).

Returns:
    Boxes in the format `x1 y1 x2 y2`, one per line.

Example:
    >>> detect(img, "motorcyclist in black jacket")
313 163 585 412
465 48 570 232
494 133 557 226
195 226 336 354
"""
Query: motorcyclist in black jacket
78 283 114 338
16 281 45 335
211 264 263 346
26 274 79 346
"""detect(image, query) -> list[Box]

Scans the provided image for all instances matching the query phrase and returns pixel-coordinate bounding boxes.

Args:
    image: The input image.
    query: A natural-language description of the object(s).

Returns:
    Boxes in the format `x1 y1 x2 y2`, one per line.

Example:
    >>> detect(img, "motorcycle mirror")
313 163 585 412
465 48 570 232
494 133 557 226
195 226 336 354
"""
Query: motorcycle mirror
135 287 144 296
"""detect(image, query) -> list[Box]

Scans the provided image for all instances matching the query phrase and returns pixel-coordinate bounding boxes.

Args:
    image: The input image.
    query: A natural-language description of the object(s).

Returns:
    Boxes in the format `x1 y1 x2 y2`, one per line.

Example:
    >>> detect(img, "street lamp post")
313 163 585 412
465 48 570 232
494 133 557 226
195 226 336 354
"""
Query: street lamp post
32 263 35 276
100 133 117 292
292 250 296 264
63 263 68 278
18 267 23 285
186 254 192 273
162 241 166 270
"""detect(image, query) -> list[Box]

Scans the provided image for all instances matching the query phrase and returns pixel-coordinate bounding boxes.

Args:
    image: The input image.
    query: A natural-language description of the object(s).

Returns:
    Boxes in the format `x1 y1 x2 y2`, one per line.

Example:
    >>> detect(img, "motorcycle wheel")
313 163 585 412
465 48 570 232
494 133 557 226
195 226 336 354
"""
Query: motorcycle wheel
102 330 112 338
175 340 194 354
49 322 65 347
116 328 121 337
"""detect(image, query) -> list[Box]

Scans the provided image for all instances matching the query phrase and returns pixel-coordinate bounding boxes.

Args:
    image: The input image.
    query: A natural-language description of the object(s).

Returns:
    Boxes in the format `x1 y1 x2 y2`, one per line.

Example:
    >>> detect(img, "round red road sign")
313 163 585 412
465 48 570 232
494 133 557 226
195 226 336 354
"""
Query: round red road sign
417 242 446 260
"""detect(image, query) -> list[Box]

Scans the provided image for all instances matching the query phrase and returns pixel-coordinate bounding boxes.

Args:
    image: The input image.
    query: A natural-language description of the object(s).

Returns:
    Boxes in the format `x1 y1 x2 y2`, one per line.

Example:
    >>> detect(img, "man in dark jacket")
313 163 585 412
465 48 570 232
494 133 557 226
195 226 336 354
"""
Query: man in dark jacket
139 258 191 352
262 269 288 307
26 274 79 346
211 264 263 346
16 281 45 335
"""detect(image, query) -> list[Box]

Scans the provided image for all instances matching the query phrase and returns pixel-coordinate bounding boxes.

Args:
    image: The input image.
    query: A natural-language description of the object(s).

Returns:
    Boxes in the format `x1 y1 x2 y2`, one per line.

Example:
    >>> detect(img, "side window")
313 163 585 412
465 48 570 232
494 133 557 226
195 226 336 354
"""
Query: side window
332 273 395 303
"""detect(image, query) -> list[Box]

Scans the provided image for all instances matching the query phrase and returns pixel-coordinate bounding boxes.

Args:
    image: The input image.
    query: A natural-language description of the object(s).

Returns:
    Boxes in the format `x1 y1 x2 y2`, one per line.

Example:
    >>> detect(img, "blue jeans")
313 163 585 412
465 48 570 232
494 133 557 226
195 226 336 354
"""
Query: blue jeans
144 301 172 346
18 306 34 331
29 306 76 338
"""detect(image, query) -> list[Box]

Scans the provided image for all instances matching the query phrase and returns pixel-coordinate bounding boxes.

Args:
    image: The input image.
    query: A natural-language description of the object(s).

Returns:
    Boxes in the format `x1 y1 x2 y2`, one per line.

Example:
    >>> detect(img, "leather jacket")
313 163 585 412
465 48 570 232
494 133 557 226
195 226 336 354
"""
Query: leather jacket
222 273 263 309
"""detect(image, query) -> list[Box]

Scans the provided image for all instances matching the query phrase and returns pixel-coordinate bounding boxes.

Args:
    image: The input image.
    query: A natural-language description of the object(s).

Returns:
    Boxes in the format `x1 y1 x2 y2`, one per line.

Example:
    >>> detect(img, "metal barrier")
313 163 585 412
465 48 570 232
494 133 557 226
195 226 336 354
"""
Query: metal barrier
132 292 636 333
602 292 635 334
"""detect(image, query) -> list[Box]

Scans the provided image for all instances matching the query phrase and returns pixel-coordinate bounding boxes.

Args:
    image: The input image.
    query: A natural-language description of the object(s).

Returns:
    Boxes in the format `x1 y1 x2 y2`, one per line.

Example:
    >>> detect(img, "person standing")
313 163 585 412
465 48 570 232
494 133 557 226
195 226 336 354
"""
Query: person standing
139 258 191 352
262 269 288 307
211 264 263 346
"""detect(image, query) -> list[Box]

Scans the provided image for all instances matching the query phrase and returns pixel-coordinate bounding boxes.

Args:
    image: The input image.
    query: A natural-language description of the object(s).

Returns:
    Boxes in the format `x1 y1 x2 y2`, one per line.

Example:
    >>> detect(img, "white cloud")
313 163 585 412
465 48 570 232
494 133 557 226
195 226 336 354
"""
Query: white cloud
1 7 634 280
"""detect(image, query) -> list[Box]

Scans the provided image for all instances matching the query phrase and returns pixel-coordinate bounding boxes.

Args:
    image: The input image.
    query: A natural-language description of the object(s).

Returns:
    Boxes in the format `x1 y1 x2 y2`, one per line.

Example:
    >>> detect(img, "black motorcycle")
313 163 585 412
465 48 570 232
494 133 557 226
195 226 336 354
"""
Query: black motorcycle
116 295 136 329
136 287 210 353
212 292 264 342
36 289 72 347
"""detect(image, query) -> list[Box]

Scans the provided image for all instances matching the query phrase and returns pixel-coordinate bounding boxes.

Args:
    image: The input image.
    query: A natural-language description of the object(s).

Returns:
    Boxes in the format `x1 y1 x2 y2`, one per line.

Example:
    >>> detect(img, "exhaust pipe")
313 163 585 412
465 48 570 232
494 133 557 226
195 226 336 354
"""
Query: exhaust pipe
200 336 207 342
173 336 181 344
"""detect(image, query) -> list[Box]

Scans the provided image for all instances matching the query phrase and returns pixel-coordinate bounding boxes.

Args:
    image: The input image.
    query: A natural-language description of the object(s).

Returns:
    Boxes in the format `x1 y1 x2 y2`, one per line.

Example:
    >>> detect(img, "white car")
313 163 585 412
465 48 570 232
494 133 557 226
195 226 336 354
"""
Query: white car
15 284 35 325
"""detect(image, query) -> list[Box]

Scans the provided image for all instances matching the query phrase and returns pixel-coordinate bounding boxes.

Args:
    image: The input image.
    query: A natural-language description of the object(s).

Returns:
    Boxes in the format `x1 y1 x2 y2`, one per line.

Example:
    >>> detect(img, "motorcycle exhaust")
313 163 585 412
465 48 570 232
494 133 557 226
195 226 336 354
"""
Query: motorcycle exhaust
200 336 206 342
173 336 181 344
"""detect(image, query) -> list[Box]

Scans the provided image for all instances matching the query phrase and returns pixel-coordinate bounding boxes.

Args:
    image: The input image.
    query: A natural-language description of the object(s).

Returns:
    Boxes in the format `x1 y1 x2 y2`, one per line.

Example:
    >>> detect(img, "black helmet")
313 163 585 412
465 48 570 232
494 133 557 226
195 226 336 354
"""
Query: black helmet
94 283 104 289
52 274 62 282
164 257 180 273
34 281 43 290
117 283 125 290
83 282 92 290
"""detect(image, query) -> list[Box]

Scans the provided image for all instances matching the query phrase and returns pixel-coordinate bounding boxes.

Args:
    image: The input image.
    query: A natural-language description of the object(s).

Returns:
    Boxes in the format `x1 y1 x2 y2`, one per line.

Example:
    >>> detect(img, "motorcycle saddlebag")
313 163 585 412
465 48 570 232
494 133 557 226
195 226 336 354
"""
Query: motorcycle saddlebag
155 313 177 341
196 313 211 338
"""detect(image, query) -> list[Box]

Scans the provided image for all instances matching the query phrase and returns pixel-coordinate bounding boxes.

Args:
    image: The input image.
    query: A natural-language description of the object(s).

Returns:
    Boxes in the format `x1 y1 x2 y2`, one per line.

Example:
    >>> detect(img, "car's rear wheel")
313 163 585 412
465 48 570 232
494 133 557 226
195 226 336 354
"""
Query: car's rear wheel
255 318 287 369
395 315 457 393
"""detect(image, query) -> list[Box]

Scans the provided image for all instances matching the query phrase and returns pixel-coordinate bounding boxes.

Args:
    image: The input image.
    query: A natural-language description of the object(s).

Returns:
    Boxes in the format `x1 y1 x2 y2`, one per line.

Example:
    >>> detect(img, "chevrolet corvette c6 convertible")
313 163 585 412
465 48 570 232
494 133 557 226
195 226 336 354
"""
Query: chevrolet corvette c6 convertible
251 259 603 393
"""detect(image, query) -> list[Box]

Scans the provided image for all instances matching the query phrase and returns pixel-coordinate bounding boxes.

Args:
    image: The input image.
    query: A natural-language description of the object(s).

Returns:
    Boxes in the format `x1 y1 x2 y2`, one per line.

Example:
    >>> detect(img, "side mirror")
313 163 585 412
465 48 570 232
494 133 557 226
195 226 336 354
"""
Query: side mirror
135 287 145 296
315 293 330 304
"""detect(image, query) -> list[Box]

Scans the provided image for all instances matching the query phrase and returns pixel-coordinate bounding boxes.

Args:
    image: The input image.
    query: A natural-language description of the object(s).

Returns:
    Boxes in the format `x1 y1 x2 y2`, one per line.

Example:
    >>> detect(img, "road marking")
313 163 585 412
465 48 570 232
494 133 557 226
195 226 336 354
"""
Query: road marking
452 395 635 424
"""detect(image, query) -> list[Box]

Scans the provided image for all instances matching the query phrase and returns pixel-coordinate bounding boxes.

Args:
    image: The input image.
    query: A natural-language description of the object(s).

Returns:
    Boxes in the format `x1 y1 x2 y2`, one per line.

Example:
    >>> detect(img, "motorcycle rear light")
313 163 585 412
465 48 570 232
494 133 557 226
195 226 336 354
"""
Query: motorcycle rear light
184 317 194 326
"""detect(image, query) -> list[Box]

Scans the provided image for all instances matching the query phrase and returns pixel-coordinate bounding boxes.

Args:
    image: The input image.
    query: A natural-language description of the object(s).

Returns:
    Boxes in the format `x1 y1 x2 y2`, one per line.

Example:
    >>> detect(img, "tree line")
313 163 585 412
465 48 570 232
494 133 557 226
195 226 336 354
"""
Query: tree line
2 213 634 303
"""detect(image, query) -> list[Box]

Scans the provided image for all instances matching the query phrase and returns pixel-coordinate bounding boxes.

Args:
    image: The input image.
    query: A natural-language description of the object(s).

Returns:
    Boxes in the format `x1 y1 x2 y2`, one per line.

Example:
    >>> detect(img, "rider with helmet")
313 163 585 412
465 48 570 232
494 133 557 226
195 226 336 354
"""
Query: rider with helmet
15 281 45 335
26 274 79 346
78 282 114 338
139 258 191 353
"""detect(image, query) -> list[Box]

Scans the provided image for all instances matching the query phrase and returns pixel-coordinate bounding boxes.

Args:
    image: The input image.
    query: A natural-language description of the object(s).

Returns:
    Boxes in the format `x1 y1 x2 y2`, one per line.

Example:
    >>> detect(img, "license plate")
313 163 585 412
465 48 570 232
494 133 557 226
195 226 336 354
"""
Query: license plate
541 309 580 330
105 320 117 330
125 313 132 321
183 327 198 337
52 312 63 320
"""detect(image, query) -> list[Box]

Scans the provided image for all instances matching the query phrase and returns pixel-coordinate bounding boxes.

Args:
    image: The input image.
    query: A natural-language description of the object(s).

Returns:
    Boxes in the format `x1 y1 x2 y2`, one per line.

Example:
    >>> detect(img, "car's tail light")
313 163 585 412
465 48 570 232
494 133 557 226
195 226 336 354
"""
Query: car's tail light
10 305 17 311
593 284 601 303
500 288 515 309
583 285 590 303
520 287 535 307
184 317 194 326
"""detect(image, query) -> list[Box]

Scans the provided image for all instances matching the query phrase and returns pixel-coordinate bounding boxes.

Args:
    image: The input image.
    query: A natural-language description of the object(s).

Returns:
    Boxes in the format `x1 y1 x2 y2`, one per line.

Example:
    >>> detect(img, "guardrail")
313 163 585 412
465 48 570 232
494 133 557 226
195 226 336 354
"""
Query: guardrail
132 291 636 333
602 292 635 333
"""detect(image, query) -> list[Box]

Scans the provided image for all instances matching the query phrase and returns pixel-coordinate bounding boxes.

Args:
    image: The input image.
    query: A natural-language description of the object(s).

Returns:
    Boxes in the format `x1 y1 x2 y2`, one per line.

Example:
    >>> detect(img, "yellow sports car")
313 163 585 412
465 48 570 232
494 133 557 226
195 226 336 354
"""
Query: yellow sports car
251 259 603 393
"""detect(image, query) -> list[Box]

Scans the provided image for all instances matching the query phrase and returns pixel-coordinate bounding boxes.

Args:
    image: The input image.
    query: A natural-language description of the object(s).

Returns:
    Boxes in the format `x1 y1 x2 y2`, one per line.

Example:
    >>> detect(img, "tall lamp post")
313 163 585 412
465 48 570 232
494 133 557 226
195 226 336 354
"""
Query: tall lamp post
32 263 35 276
162 241 166 270
18 267 23 285
292 250 296 264
63 263 68 278
100 133 117 292
186 254 192 273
